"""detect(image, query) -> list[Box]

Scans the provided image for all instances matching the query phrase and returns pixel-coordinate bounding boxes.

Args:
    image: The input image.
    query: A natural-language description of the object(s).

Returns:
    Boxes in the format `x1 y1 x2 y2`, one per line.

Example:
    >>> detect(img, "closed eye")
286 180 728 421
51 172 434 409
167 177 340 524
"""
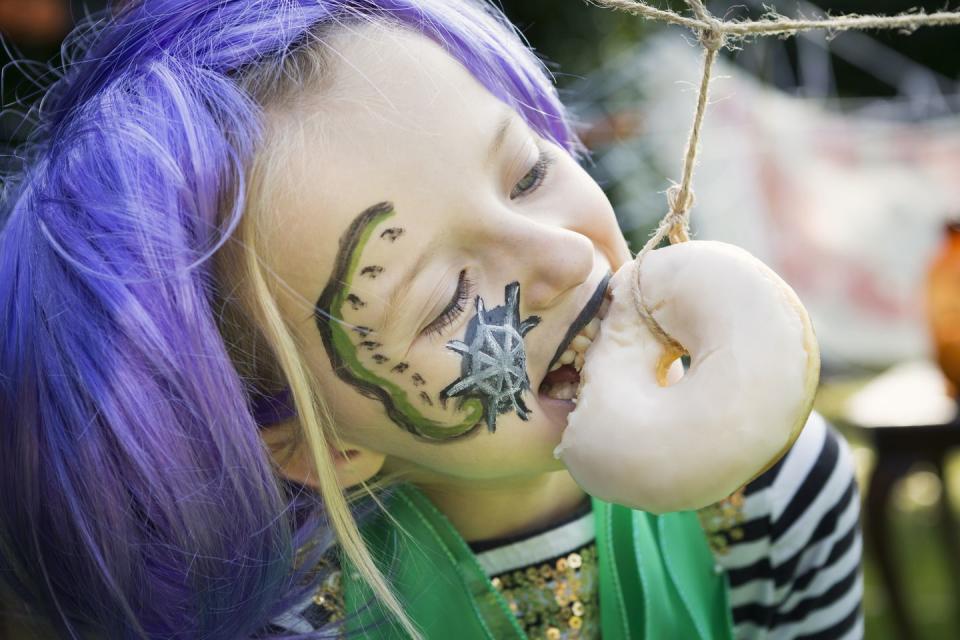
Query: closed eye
421 269 474 337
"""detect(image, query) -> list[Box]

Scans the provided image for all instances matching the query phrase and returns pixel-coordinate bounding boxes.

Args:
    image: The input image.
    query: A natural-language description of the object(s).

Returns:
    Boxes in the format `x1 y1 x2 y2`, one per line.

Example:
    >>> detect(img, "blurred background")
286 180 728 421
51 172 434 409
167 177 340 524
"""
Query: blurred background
2 0 959 637
499 3 960 637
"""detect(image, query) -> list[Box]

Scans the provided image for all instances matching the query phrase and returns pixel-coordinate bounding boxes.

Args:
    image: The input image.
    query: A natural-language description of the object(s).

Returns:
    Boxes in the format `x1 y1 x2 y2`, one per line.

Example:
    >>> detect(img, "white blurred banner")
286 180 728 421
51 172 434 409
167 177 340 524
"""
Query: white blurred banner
578 34 960 369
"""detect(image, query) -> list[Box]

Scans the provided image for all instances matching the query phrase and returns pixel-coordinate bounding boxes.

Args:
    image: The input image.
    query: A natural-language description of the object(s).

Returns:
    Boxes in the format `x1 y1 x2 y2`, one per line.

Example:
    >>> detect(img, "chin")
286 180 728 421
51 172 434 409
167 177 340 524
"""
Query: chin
503 400 572 473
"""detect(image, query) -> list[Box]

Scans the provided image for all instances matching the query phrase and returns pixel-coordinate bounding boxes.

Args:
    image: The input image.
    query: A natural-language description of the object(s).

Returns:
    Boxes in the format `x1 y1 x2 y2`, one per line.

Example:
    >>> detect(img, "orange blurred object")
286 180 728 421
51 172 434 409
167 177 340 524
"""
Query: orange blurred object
0 0 70 45
925 220 960 397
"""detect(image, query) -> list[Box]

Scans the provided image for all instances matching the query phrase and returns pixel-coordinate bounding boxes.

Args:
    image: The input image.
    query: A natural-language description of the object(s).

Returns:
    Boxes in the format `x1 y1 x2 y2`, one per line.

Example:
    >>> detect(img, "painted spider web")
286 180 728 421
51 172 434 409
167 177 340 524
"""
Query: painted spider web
440 282 540 433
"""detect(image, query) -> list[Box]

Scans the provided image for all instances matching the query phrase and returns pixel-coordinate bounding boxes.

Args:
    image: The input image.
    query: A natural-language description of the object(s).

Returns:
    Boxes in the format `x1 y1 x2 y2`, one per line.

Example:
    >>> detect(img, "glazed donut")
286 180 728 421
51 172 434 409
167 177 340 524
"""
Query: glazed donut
554 240 820 513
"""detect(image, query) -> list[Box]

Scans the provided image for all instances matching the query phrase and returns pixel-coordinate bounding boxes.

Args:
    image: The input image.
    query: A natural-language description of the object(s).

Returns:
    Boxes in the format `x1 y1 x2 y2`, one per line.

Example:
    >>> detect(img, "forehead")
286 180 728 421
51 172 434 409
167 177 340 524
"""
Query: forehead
257 25 511 307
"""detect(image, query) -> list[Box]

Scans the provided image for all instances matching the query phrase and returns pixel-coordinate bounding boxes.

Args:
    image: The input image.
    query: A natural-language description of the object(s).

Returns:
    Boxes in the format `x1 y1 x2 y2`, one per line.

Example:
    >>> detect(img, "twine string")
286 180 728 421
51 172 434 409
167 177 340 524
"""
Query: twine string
595 0 960 38
605 0 960 351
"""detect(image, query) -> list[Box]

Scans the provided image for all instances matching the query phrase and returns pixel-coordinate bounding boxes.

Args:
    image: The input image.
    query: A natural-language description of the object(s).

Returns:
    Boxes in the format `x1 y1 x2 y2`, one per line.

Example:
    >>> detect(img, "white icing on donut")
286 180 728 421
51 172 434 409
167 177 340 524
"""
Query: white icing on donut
554 240 820 513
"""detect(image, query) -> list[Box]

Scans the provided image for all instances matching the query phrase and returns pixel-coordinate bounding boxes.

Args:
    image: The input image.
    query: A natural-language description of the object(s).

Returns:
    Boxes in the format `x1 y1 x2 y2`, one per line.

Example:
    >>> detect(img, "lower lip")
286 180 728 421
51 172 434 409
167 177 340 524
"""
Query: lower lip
537 392 576 429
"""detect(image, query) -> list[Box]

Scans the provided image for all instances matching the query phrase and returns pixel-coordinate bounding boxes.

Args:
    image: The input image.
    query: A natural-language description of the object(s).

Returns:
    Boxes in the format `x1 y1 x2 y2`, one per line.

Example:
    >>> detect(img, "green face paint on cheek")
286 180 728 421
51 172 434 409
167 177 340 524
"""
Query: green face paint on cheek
314 202 484 441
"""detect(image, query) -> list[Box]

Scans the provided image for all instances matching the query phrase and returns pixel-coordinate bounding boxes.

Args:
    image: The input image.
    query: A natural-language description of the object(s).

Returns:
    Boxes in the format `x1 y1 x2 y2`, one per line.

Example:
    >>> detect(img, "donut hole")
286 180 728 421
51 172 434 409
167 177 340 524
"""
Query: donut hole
656 346 688 387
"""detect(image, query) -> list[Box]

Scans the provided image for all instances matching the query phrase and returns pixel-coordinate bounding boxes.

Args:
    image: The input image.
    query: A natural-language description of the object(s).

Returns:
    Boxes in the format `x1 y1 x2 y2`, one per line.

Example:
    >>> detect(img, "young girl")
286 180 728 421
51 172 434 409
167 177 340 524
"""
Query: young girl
0 1 862 638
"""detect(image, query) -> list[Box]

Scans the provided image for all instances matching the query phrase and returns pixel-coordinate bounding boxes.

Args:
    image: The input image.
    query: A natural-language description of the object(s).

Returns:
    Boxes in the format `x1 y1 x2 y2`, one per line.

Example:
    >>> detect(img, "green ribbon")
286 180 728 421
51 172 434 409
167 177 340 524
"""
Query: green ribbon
343 485 733 639
594 500 735 640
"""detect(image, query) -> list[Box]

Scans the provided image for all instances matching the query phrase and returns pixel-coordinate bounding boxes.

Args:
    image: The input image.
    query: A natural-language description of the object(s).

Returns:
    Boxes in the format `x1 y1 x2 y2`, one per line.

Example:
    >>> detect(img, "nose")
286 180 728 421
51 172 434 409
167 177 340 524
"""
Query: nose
479 215 595 311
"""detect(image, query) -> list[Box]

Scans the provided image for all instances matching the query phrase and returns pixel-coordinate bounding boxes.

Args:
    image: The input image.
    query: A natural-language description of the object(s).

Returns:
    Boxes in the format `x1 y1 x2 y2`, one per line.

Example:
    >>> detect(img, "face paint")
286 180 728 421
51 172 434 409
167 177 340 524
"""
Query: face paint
380 227 405 242
315 201 484 441
440 282 541 433
360 265 384 278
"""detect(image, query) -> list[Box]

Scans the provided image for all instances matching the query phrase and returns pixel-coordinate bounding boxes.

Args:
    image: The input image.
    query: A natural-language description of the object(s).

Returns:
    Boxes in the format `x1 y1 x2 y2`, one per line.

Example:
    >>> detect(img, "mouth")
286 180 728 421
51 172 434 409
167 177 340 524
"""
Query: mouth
537 273 612 406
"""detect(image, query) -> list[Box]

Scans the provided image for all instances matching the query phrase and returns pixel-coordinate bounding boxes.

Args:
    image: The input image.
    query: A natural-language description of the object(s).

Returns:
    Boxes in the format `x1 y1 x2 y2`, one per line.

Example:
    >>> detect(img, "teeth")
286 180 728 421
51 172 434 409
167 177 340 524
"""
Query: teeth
547 316 603 377
571 334 592 353
584 318 600 340
545 381 578 400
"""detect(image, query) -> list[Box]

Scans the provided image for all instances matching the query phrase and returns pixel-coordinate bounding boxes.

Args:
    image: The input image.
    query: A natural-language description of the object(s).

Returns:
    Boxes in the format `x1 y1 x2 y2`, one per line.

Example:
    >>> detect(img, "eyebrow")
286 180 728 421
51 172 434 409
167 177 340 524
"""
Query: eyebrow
487 109 515 163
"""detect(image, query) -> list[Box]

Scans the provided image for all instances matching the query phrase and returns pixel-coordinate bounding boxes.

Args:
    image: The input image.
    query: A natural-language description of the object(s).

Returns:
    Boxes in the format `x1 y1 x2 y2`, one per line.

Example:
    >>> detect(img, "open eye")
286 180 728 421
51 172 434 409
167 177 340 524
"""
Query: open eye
510 149 555 200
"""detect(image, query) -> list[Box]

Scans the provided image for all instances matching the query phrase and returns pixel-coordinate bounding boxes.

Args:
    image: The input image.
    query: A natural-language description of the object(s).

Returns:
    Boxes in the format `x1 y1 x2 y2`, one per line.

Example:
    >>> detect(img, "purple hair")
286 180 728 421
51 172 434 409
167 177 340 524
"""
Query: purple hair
0 1 577 637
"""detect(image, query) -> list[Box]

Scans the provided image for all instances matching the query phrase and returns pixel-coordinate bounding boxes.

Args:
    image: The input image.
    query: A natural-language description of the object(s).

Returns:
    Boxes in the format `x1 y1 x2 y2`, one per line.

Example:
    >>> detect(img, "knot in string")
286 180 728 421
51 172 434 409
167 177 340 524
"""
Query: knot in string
635 204 690 265
698 25 726 51
666 183 695 215
686 0 727 50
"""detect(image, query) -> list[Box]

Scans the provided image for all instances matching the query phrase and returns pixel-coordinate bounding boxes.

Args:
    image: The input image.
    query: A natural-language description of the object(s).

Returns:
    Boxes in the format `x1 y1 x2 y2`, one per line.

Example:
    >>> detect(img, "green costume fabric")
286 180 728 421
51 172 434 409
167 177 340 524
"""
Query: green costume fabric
342 485 734 639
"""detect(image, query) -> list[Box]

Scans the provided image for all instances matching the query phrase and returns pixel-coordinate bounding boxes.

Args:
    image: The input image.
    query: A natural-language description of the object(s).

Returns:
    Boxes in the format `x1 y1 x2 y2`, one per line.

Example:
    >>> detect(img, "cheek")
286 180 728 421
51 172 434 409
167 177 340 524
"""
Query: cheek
371 338 467 419
305 316 489 442
311 339 564 480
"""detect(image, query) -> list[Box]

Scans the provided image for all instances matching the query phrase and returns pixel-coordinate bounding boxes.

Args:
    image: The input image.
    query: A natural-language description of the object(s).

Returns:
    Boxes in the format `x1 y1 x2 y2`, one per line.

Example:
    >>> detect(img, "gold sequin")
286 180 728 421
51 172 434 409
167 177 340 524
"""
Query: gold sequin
490 542 599 639
697 487 747 555
307 566 345 623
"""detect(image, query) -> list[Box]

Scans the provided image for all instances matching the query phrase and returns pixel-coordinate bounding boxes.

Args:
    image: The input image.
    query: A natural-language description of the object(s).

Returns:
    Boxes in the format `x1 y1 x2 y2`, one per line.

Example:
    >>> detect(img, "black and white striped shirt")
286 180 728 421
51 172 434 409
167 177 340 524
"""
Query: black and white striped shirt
712 412 864 639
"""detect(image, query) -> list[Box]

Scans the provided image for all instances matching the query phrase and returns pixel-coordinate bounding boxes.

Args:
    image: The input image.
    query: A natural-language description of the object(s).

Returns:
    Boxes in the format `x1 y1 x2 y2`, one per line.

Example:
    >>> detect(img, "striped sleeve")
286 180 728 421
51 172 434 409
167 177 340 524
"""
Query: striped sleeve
708 412 864 640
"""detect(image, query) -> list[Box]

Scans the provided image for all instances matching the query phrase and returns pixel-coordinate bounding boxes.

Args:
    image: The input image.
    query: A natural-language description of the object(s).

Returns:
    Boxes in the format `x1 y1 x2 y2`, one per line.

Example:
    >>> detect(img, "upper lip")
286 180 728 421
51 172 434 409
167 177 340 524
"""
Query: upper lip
541 271 612 383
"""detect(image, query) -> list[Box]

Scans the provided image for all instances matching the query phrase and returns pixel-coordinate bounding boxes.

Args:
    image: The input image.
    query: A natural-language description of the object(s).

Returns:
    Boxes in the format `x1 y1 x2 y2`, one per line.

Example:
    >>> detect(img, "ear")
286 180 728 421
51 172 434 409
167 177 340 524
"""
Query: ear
326 443 387 489
262 422 386 489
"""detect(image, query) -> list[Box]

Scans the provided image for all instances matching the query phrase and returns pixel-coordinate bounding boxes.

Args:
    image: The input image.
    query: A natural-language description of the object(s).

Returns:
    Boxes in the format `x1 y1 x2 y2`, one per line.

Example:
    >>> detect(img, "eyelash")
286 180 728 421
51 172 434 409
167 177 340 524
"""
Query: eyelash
422 269 475 337
510 149 555 200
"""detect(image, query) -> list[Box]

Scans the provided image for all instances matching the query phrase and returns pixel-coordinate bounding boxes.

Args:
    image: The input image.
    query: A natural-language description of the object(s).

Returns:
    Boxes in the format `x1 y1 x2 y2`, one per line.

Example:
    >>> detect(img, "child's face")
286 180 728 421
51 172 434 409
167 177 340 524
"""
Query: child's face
260 27 631 484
